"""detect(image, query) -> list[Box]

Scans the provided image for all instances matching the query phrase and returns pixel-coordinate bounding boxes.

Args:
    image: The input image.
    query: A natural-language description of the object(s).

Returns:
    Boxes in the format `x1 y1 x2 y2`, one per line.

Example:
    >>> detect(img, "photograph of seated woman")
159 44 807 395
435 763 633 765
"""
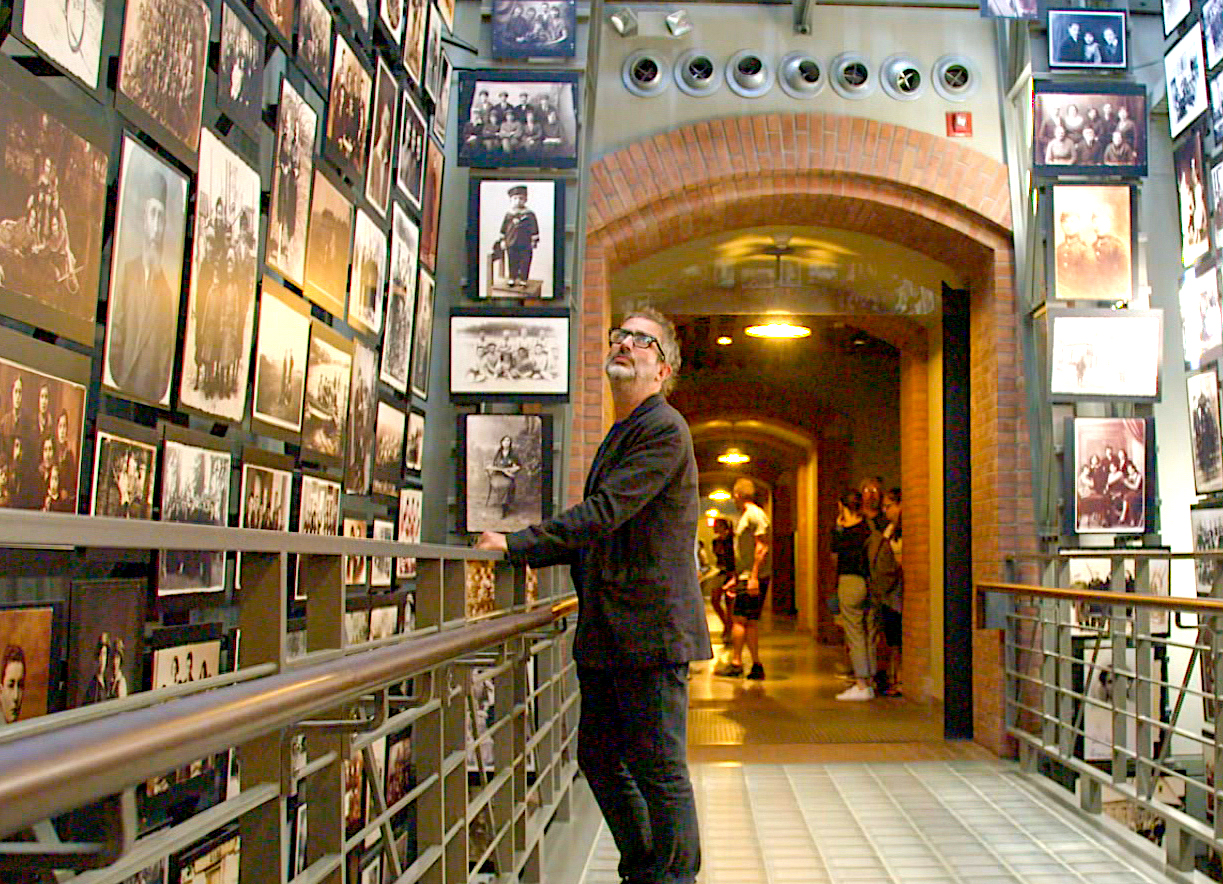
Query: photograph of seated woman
1076 444 1143 531
486 435 521 518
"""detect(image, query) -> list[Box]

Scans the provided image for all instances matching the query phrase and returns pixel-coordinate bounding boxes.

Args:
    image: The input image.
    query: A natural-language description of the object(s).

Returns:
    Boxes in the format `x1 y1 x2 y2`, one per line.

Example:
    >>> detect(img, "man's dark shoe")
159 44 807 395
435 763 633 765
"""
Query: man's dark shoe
714 661 743 677
746 663 765 680
874 671 890 695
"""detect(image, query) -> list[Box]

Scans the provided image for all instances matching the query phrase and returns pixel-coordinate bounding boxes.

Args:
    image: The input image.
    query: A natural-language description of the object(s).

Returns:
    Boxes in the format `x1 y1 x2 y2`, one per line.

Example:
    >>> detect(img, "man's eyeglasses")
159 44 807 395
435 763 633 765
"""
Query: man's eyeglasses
608 327 666 361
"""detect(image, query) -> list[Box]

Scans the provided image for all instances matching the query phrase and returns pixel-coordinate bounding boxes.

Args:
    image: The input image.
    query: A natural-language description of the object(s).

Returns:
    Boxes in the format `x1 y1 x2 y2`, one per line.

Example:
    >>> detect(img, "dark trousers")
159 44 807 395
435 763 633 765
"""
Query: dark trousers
507 246 533 280
577 664 700 884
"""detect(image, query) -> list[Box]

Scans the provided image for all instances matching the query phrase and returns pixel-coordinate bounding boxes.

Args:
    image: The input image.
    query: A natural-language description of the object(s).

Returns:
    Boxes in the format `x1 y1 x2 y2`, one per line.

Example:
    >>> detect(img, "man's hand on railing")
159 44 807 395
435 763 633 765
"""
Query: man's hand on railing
476 531 508 552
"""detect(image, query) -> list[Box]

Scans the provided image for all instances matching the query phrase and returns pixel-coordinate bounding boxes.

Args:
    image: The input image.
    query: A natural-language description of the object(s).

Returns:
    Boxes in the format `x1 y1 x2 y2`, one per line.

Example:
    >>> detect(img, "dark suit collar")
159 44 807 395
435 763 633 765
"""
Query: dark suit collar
615 393 666 427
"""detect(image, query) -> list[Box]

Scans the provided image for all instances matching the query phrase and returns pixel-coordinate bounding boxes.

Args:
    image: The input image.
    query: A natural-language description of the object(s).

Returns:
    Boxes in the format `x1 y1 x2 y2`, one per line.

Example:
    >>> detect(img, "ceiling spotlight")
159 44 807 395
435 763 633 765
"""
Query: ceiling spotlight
709 489 731 501
716 335 733 346
665 8 693 37
717 449 751 465
744 322 811 339
608 7 638 37
705 508 720 518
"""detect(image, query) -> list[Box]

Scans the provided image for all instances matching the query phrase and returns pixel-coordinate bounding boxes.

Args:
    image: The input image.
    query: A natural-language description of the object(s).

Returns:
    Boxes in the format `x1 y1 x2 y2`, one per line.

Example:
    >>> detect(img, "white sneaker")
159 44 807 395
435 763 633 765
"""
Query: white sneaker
835 683 875 701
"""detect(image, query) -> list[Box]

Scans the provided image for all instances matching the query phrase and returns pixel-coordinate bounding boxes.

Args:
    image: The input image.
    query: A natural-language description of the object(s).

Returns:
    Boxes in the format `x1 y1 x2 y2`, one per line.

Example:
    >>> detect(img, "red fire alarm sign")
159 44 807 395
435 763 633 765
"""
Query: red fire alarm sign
946 112 973 137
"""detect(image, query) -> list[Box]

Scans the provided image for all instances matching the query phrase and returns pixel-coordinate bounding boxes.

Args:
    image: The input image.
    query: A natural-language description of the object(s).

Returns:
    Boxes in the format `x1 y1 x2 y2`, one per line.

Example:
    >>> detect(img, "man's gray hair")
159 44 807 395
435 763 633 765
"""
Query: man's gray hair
622 304 681 395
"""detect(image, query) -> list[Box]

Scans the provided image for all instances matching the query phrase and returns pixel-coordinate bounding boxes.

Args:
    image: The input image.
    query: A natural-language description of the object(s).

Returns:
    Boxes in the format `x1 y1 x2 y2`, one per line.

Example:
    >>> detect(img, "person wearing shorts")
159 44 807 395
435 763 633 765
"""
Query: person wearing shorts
715 477 771 679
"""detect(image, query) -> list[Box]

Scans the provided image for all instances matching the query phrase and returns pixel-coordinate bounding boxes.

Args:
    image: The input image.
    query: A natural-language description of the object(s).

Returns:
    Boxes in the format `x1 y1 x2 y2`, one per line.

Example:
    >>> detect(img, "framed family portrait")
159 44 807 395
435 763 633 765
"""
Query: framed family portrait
458 413 553 533
406 411 425 473
397 91 428 209
379 0 407 42
1049 184 1132 303
0 602 63 727
349 209 387 337
344 342 379 495
404 0 429 87
13 0 106 92
91 416 159 519
374 400 407 497
1069 417 1151 534
1165 0 1190 34
410 270 436 400
239 455 293 534
254 0 293 44
158 431 232 597
302 322 353 467
217 1 266 138
297 0 333 95
367 59 398 220
267 79 319 290
1175 131 1210 268
1192 503 1223 594
469 179 565 300
450 308 570 400
1032 80 1147 178
252 281 312 439
1047 307 1163 402
304 167 353 319
1178 266 1222 370
456 70 580 169
492 0 576 59
67 579 146 710
420 139 445 271
1048 10 1126 70
382 205 420 394
371 518 395 587
325 33 373 185
1167 24 1209 139
299 474 341 536
344 515 368 587
1187 368 1223 494
432 54 453 146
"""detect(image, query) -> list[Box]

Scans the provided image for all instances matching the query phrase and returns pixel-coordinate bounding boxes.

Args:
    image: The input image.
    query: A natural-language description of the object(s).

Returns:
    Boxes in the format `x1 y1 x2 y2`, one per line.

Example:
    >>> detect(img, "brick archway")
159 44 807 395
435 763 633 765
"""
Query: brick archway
578 113 1035 753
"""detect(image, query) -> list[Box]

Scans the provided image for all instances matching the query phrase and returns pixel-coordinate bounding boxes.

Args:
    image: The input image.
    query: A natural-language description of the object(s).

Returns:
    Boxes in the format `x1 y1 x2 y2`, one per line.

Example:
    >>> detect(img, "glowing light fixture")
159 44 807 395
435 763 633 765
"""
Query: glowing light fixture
709 489 731 501
716 335 733 346
705 508 720 518
717 449 751 465
744 322 811 339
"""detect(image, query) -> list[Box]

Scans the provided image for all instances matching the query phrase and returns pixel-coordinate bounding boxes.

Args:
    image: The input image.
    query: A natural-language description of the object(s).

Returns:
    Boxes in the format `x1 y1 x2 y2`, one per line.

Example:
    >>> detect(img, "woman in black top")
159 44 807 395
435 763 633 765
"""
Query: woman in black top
709 517 735 642
831 489 877 701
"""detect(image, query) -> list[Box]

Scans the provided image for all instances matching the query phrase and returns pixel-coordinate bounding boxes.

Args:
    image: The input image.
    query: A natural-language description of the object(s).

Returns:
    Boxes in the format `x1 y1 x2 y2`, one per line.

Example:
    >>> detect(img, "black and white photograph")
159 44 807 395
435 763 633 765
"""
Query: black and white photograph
1047 10 1126 70
254 0 293 43
492 0 576 59
1048 308 1163 401
1212 70 1223 144
1192 504 1223 593
385 727 414 808
1206 0 1223 69
0 57 109 346
299 474 341 536
252 281 312 434
465 666 495 770
349 209 387 337
374 401 406 496
1212 161 1223 250
397 488 422 579
381 206 418 393
296 0 333 95
1032 81 1147 177
326 34 372 183
371 604 398 640
406 411 424 472
343 754 365 838
380 0 407 42
17 0 105 90
344 516 368 586
410 269 435 400
404 0 429 86
371 518 394 587
1050 185 1131 303
397 91 427 208
0 354 88 512
366 59 398 219
459 413 552 533
92 430 157 519
104 134 189 407
268 80 319 289
151 636 222 688
217 2 266 137
1179 266 1222 369
68 579 145 709
1176 131 1210 267
432 54 452 146
304 168 353 319
1164 0 1190 35
0 604 57 725
345 342 378 494
1189 369 1223 494
425 7 444 101
437 0 456 31
1072 417 1146 533
240 464 291 532
159 439 231 596
456 70 581 169
179 129 260 423
980 0 1037 20
169 829 239 884
1167 24 1209 139
450 310 569 398
420 138 444 271
471 179 563 299
116 0 211 159
302 325 353 462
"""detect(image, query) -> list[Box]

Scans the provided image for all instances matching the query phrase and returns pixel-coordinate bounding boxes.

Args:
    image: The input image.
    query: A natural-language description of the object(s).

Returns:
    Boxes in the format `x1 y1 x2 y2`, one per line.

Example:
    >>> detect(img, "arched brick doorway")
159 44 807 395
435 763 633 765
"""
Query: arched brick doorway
577 113 1036 753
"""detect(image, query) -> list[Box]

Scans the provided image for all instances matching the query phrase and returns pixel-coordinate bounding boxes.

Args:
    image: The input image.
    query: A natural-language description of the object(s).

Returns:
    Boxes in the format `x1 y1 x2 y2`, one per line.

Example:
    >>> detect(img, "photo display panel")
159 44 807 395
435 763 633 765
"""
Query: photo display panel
344 341 379 494
1032 80 1147 178
158 437 232 596
367 58 398 219
0 603 60 726
1049 184 1132 303
349 208 388 336
91 417 159 519
397 90 428 208
304 168 354 318
470 178 563 299
268 79 319 289
326 33 373 185
382 204 420 393
302 322 354 465
374 401 406 497
252 280 313 436
217 1 267 138
492 0 577 60
297 0 334 95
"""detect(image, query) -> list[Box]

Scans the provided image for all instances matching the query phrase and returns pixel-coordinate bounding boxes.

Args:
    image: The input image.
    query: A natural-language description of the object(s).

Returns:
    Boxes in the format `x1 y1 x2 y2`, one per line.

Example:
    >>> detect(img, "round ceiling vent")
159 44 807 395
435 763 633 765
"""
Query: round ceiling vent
726 49 773 98
932 55 978 102
622 51 669 98
881 54 925 101
830 52 875 99
779 51 824 99
675 49 721 97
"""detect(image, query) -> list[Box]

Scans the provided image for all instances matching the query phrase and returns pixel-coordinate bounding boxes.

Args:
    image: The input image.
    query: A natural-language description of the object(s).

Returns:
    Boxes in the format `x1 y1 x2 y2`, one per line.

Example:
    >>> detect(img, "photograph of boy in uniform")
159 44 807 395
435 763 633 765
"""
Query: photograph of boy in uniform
495 185 538 292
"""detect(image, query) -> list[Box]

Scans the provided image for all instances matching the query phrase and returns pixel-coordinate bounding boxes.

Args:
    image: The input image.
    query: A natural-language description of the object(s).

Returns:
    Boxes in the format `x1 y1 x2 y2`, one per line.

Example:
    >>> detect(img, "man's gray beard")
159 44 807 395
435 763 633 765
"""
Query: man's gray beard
605 360 635 382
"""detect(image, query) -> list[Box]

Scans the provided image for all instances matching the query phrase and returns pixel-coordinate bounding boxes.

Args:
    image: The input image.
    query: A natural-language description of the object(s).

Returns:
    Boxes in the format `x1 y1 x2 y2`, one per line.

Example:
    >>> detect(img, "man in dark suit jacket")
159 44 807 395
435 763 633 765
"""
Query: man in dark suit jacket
478 306 711 884
1059 21 1084 63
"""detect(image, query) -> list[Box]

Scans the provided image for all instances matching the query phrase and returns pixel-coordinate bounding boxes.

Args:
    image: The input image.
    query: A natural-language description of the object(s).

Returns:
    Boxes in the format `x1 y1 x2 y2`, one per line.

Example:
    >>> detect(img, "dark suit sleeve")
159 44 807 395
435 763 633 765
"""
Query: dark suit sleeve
506 417 685 568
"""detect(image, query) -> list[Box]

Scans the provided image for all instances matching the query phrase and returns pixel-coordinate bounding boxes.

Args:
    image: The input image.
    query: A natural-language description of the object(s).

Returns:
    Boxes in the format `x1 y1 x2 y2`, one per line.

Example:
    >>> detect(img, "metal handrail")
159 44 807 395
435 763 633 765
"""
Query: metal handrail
976 580 1223 616
0 595 577 839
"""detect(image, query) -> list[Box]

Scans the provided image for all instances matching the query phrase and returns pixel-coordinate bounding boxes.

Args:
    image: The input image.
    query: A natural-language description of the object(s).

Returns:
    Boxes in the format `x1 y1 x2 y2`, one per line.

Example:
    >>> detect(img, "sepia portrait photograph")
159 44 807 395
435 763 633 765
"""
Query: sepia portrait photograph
304 169 353 319
1032 81 1146 178
1188 368 1223 494
299 474 341 536
296 0 333 95
366 59 398 219
240 463 291 532
159 439 231 596
1167 24 1209 139
471 179 563 299
1072 417 1146 534
252 281 312 434
381 205 419 393
374 401 406 497
404 0 429 86
370 604 398 640
456 70 581 169
0 604 58 726
492 0 576 59
397 91 427 208
116 0 211 158
1047 10 1126 70
344 516 368 586
104 134 189 407
0 355 87 513
1175 131 1210 267
1213 161 1223 251
1050 185 1131 303
431 54 452 145
406 411 424 472
450 311 569 398
397 487 422 579
380 0 407 42
371 518 394 587
349 209 387 337
385 727 415 807
1048 308 1162 401
217 2 266 138
1179 267 1222 370
255 0 294 43
326 34 372 183
169 829 239 884
425 8 444 101
68 579 145 710
179 129 259 424
17 0 105 90
302 326 353 462
410 270 436 400
268 80 319 289
345 342 378 494
460 413 552 533
979 0 1036 20
151 636 221 688
1193 504 1223 593
420 139 445 271
0 57 108 346
343 754 364 839
92 430 157 519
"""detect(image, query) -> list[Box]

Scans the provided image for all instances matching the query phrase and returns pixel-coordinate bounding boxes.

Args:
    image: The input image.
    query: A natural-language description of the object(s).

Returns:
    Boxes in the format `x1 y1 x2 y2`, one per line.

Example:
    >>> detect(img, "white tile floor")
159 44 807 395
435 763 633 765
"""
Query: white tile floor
577 761 1166 884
